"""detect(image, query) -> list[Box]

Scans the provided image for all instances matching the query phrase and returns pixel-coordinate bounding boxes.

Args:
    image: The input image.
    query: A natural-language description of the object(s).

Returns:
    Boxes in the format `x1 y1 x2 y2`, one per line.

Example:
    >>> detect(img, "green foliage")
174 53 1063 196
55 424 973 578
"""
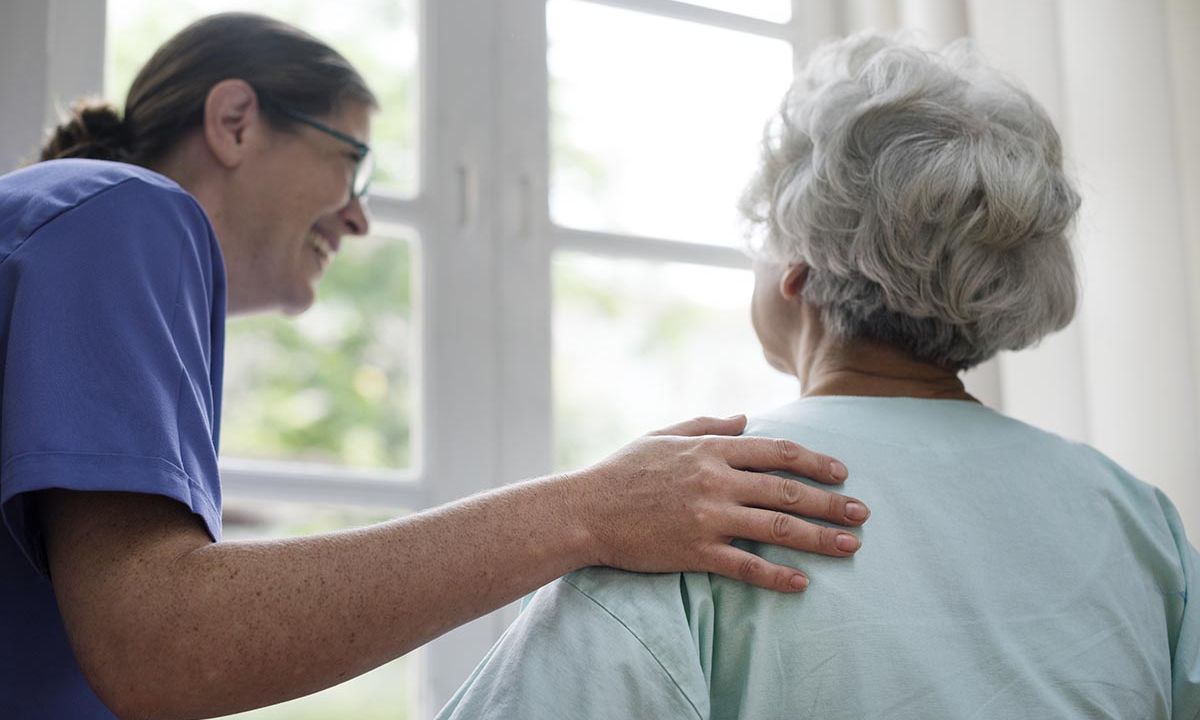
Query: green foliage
222 236 415 470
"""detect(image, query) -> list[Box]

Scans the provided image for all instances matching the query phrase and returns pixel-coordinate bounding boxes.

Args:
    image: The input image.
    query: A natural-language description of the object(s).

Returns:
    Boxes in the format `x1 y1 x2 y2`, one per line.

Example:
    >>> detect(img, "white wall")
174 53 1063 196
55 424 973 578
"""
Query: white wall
0 0 106 171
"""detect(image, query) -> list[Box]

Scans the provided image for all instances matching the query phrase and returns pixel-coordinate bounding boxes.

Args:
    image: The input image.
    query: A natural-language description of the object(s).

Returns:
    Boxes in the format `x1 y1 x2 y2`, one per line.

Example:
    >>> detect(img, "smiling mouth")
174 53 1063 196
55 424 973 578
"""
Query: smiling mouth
307 232 335 263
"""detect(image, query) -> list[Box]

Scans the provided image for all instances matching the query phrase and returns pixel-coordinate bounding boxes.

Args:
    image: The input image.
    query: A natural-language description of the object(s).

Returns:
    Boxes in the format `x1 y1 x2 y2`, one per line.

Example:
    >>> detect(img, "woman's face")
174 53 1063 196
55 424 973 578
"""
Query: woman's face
229 100 372 315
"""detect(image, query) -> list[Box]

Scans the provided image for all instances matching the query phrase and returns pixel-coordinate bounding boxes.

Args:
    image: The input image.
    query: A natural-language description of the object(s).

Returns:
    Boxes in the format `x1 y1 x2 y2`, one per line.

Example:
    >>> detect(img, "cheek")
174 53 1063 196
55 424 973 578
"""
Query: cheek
750 287 767 341
283 154 349 220
752 280 796 354
300 167 346 216
325 166 351 208
750 277 778 340
313 154 353 208
750 289 782 367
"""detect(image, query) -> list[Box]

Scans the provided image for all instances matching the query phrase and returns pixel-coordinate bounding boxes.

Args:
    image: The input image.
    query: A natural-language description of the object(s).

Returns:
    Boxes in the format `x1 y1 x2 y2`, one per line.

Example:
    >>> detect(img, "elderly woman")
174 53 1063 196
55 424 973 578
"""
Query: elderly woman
436 33 1199 719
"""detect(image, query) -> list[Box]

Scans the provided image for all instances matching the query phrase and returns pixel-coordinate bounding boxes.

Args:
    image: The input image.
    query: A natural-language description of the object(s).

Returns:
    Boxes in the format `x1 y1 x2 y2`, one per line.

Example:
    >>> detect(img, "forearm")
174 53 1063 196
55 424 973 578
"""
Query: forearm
58 476 592 719
49 417 867 718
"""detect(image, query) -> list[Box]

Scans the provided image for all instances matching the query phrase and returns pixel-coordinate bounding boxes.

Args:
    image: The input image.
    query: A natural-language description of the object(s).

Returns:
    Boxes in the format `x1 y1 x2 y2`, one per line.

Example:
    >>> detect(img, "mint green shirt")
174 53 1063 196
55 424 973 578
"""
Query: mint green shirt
438 397 1199 719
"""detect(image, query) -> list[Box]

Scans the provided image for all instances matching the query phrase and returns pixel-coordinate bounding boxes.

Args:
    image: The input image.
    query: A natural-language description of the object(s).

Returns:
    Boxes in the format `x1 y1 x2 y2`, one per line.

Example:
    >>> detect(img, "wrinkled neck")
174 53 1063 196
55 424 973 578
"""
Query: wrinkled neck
791 306 978 403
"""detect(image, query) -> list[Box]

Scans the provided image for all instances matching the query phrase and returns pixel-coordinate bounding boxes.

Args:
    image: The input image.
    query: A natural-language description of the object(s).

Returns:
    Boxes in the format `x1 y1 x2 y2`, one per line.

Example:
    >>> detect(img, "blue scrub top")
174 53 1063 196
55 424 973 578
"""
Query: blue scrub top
0 159 226 718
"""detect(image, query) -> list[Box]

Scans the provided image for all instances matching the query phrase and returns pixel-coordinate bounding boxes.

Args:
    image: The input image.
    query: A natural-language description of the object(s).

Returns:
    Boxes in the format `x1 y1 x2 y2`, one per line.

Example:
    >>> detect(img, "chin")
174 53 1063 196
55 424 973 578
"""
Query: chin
280 286 318 316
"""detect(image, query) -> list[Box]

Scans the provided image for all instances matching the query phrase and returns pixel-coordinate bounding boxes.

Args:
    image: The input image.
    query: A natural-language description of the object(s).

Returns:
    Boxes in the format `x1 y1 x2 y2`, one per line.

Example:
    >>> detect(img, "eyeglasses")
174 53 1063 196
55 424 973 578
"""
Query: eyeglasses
269 103 375 199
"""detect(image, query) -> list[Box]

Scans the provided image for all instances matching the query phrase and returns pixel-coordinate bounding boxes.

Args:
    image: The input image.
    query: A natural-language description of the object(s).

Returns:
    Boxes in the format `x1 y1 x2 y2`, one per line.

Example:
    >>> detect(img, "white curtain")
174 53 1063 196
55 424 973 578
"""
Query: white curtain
827 0 1200 536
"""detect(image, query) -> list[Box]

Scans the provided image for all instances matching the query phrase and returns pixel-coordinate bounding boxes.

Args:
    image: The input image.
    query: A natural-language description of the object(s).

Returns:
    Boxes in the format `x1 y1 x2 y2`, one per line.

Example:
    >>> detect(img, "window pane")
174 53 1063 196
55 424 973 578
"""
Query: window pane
222 231 417 471
106 0 419 196
553 253 798 469
675 0 791 23
548 0 792 247
214 499 417 720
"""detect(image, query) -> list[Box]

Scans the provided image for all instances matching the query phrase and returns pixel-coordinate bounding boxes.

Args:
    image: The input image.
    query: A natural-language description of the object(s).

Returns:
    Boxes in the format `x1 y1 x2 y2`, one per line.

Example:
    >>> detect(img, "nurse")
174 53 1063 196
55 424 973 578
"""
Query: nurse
0 13 869 719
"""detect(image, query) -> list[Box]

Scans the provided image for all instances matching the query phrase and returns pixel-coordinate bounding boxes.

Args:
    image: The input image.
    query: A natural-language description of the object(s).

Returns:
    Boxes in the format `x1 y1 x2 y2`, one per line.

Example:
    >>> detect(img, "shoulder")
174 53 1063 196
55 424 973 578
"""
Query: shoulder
0 159 209 259
563 565 719 621
2 159 218 289
1 160 192 207
1071 444 1198 554
439 570 711 719
558 567 715 685
1067 441 1175 510
0 158 189 205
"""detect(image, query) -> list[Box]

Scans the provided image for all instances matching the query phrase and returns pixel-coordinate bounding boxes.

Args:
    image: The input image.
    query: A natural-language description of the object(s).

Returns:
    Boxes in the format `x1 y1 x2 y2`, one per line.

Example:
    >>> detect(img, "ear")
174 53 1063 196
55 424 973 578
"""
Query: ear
778 262 809 301
202 79 261 169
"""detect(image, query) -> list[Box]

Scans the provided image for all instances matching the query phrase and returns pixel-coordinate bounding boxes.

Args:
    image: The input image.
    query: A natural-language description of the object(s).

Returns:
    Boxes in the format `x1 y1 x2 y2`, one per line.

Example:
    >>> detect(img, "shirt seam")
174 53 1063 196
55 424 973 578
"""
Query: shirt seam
561 575 705 719
167 209 192 486
750 417 1048 453
163 198 221 532
2 449 189 478
2 450 220 522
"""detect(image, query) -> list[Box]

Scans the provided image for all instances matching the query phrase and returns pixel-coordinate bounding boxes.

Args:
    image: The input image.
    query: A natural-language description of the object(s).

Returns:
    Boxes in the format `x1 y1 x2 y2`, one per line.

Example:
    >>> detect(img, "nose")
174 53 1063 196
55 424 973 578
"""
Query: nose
338 195 371 237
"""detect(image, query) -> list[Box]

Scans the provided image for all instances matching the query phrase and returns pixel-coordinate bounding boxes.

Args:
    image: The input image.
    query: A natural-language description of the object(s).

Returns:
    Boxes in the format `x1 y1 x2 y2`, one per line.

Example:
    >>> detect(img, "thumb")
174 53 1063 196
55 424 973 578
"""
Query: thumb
648 414 747 438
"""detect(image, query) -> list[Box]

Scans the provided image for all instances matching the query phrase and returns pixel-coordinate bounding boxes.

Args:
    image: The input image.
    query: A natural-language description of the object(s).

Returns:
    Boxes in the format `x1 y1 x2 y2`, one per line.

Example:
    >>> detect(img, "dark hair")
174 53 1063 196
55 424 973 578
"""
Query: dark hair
38 12 377 166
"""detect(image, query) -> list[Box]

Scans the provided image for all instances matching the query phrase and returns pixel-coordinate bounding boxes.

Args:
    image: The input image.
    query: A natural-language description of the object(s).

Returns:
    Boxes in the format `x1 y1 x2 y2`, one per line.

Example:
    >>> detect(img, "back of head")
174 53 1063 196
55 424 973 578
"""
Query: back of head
741 33 1081 371
37 12 376 168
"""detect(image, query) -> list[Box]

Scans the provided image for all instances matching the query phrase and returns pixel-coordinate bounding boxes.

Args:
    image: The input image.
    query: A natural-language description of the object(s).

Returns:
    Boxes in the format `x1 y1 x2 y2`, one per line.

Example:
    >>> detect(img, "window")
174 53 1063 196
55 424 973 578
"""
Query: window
676 0 791 22
100 0 830 715
219 228 417 472
548 0 792 246
546 0 798 470
107 0 421 480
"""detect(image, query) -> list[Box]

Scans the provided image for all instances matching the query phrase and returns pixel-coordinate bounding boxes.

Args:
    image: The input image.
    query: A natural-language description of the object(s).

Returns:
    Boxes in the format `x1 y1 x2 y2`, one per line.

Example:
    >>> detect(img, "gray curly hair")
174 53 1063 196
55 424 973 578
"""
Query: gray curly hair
740 33 1080 371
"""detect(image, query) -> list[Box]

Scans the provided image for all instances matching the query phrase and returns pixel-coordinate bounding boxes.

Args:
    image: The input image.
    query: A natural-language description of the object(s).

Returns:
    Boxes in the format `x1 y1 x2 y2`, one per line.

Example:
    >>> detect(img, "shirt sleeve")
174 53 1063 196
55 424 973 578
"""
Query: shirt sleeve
436 573 707 720
0 177 224 573
1159 491 1200 720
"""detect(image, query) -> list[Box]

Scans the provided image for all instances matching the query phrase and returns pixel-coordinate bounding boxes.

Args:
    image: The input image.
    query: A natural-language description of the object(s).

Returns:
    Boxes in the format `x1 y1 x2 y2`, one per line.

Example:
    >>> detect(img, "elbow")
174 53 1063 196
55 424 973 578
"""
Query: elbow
76 647 162 719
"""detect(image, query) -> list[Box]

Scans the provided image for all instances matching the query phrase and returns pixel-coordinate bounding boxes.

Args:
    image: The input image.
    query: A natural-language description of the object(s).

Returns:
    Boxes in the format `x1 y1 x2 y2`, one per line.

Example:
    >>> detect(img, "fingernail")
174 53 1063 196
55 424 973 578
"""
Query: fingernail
835 533 860 552
845 502 869 521
725 414 746 421
830 461 848 480
790 574 809 590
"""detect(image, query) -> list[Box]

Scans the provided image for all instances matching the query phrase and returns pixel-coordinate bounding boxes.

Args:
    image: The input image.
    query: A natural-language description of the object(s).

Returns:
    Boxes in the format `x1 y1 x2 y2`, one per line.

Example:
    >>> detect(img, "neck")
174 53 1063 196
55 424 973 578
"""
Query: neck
151 140 231 248
151 139 254 315
789 308 979 404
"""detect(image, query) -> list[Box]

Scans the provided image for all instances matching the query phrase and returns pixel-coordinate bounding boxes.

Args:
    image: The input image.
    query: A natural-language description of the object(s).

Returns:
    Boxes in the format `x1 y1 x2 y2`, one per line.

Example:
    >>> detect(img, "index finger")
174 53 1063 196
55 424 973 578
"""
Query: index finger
712 436 848 485
647 414 747 438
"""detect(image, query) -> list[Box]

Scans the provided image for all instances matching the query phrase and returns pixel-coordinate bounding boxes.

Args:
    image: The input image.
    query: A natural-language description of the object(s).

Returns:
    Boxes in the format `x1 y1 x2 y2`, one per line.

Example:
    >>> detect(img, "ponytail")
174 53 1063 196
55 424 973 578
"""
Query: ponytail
39 100 133 162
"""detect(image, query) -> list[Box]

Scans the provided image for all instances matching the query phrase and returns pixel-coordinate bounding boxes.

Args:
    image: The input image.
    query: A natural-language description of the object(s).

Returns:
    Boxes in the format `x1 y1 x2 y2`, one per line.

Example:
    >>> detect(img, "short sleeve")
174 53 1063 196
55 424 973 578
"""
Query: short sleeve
0 176 225 573
436 574 706 720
